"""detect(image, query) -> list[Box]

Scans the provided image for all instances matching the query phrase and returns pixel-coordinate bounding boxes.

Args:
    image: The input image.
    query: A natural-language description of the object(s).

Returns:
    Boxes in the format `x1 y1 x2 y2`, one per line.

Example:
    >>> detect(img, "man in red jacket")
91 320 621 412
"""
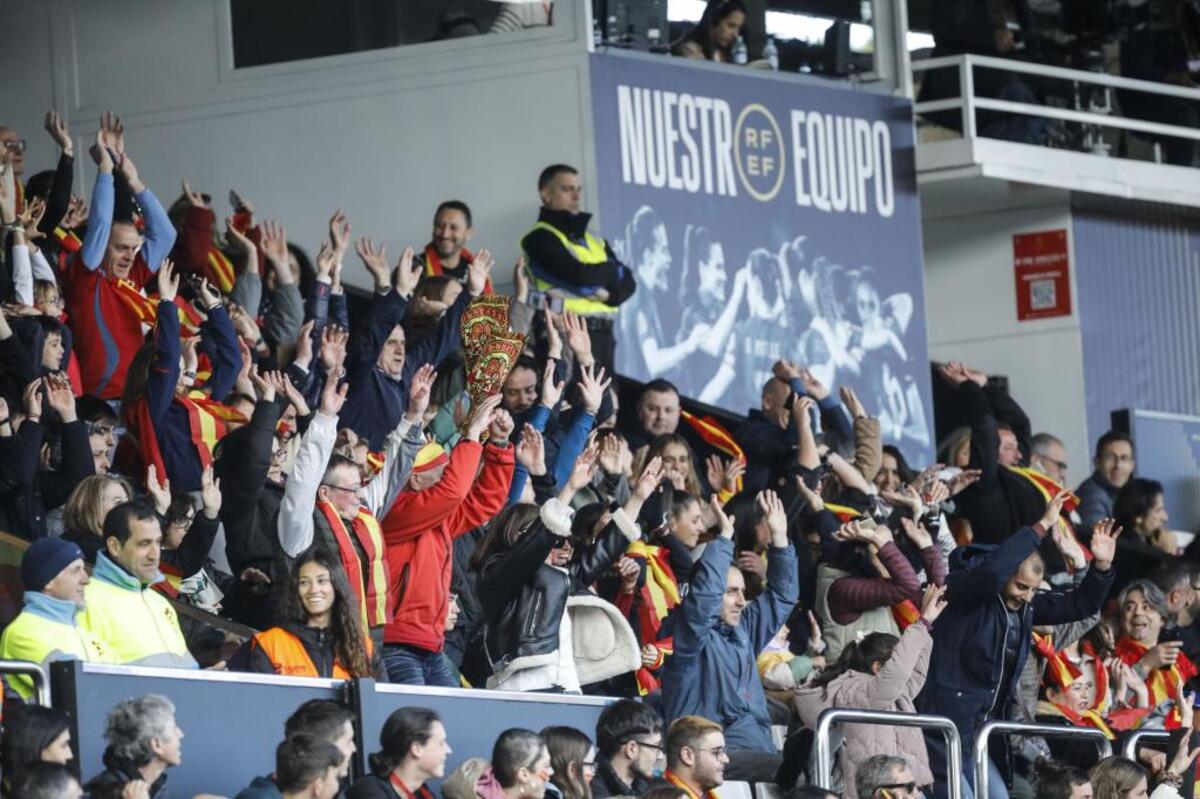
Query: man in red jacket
380 392 513 685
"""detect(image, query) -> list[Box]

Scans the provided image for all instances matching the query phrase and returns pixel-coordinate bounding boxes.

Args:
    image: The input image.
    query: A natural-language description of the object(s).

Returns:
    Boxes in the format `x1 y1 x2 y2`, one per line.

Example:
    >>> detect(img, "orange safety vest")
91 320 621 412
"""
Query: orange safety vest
251 627 373 679
317 502 390 631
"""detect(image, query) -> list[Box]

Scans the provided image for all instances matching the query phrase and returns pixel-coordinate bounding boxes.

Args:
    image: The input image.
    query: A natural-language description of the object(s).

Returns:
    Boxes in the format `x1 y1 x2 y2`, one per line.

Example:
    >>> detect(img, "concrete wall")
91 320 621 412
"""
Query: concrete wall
922 195 1090 479
0 0 596 291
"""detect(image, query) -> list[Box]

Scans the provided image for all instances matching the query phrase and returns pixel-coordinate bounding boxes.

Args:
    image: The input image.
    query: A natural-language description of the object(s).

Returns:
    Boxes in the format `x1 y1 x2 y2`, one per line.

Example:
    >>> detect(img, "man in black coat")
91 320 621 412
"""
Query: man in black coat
915 491 1119 799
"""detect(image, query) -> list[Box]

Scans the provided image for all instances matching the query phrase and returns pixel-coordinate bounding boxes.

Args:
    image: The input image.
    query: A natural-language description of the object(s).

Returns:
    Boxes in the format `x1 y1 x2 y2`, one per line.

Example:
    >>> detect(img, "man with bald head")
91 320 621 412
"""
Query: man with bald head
916 493 1119 799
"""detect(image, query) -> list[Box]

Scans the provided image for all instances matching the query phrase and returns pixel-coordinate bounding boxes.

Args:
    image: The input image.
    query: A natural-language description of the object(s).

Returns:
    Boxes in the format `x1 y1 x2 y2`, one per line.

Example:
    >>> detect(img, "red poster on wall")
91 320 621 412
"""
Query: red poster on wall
1013 229 1071 321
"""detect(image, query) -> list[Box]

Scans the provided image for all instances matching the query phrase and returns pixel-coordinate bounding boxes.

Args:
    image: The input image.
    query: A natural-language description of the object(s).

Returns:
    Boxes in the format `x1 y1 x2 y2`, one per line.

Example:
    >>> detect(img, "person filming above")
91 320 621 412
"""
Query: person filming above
520 164 635 375
675 1 748 62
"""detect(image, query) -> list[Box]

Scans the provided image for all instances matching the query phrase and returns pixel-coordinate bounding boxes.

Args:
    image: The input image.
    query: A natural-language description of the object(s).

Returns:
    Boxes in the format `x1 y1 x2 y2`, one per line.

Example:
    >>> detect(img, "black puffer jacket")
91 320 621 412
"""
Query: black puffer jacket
84 750 170 799
477 499 635 677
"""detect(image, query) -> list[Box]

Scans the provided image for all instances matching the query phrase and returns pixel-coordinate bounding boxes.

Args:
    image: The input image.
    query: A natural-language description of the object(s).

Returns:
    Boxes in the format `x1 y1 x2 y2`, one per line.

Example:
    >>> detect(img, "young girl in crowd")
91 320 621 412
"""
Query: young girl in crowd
793 584 946 799
541 726 596 799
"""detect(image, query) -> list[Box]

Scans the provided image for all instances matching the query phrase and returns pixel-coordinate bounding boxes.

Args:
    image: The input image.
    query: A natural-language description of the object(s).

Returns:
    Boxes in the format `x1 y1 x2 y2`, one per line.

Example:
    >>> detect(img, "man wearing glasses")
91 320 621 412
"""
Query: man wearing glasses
856 755 923 799
592 699 665 799
663 716 729 799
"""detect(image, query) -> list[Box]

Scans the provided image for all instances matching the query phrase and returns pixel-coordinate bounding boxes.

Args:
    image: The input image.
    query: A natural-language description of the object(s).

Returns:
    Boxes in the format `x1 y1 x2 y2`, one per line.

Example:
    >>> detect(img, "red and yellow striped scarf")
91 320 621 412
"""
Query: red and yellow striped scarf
1114 636 1198 729
618 540 681 695
664 770 717 799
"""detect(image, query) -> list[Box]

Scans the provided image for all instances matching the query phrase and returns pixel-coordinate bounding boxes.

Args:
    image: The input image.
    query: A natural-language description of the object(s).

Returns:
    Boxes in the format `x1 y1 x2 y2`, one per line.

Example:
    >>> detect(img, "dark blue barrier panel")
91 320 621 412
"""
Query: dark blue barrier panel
351 680 615 788
53 661 346 797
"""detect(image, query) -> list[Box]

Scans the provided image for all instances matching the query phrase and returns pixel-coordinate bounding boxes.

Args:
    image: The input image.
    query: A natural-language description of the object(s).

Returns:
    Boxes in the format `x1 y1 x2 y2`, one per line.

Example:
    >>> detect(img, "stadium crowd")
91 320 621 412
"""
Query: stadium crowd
0 105 1196 799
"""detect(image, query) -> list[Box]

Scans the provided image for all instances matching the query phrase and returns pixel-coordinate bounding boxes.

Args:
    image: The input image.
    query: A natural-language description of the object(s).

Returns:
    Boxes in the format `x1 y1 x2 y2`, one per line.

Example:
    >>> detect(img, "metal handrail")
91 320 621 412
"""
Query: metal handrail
911 53 1200 149
1123 729 1172 761
814 708 963 799
912 53 1200 101
975 720 1112 799
0 660 49 705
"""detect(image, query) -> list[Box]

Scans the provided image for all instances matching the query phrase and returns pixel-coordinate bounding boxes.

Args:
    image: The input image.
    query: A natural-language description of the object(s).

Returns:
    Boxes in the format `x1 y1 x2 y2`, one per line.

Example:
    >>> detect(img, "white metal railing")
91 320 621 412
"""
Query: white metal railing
0 659 50 706
814 708 964 799
1123 729 1172 761
975 720 1112 798
912 53 1200 152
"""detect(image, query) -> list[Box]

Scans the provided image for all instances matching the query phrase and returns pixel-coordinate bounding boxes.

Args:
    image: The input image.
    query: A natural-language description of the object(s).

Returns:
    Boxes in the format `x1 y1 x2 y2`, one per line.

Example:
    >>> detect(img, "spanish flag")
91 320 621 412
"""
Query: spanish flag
681 410 746 495
891 599 921 630
111 277 158 325
824 502 861 523
365 451 386 478
1007 465 1091 565
206 248 236 293
618 541 682 696
54 226 82 253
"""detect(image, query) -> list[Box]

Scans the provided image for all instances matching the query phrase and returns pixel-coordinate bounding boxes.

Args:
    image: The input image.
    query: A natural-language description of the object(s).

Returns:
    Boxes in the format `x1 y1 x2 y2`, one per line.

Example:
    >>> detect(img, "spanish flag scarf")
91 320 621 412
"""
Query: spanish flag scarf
1114 636 1198 729
618 540 682 695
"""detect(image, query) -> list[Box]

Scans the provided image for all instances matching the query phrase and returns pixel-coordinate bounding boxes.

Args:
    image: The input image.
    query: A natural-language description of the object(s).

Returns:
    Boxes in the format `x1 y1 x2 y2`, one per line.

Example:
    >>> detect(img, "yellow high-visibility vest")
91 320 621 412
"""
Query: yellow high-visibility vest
523 221 618 316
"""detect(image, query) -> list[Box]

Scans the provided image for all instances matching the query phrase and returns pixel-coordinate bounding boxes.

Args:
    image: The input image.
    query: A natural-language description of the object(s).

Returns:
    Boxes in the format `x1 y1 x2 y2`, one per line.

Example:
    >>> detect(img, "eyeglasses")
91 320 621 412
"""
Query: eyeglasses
582 761 598 775
321 483 361 496
694 746 726 758
2 139 26 153
1036 454 1068 472
632 739 664 752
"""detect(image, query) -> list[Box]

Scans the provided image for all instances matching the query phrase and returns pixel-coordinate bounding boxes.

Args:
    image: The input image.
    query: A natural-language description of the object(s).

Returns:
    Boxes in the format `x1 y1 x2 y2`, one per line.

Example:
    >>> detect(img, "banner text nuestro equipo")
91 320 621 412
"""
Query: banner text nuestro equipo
616 84 895 218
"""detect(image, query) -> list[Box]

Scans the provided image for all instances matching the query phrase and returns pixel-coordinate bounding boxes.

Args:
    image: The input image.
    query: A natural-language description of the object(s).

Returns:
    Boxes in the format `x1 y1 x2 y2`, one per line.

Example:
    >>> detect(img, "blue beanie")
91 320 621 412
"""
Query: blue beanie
21 538 85 593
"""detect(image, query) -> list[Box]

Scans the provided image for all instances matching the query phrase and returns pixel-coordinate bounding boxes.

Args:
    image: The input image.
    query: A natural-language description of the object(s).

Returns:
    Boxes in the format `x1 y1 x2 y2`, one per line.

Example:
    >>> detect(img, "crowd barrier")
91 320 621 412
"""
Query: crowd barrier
0 659 48 705
974 720 1112 799
1122 729 1172 761
813 708 964 799
50 662 615 797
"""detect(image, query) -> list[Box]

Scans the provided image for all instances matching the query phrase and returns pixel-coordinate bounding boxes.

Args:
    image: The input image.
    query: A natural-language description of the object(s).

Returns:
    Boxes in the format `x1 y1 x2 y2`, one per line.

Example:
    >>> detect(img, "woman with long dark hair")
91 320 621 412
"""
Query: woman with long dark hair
347 707 451 799
675 1 748 62
674 225 747 404
229 548 382 679
1 705 73 797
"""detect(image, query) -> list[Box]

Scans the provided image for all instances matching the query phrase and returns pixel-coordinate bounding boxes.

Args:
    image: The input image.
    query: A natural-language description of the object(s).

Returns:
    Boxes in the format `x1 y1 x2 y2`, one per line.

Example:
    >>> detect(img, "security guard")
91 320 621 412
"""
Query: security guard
78 501 198 669
0 538 109 698
521 164 636 374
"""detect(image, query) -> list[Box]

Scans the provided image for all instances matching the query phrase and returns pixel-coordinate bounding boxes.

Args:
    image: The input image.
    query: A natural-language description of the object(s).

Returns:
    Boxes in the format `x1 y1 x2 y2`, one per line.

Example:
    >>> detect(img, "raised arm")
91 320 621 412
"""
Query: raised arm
672 497 736 664
363 364 434 517
742 490 800 653
145 263 182 425
277 403 338 558
826 522 920 621
194 279 240 401
116 152 174 272
79 129 115 271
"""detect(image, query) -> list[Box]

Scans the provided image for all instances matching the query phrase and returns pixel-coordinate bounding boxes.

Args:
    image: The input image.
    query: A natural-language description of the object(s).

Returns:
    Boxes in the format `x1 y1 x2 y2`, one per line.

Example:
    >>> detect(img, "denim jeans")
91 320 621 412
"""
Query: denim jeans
382 644 459 687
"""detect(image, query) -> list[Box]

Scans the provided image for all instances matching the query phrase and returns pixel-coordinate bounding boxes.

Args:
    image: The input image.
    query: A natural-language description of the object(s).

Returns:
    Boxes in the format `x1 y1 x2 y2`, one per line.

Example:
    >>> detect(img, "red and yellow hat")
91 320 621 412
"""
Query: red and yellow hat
412 443 449 474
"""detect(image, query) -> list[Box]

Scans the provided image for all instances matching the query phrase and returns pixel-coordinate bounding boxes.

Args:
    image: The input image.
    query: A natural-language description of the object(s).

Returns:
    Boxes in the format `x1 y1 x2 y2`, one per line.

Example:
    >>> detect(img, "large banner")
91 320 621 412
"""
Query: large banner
590 53 935 463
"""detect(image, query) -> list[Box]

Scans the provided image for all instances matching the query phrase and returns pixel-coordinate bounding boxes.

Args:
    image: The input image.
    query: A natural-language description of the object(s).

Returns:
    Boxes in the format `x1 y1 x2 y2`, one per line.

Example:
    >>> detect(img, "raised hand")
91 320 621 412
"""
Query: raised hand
921 584 949 623
738 551 767 578
795 475 826 513
578 362 612 415
563 312 594 367
18 197 46 242
840 385 866 419
200 464 222 518
633 456 664 501
293 319 315 367
62 194 89 229
181 180 207 208
44 372 76 422
515 424 547 476
44 110 72 156
181 337 201 385
466 394 503 442
195 276 221 311
900 516 934 549
710 494 735 540
947 468 983 496
22 379 44 421
513 255 530 303
314 239 335 282
224 217 258 273
759 489 788 543
100 111 125 155
281 375 311 417
157 259 180 302
544 309 564 359
937 362 969 386
1039 489 1071 532
318 367 348 417
115 151 143 193
882 485 924 515
355 238 390 291
806 610 826 654
598 433 625 476
394 246 421 299
259 220 291 281
489 408 516 446
617 557 641 595
319 325 349 375
565 442 600 493
405 364 437 423
797 368 830 401
89 127 114 172
467 248 493 296
249 365 277 403
146 464 172 515
328 210 350 260
541 359 565 410
792 395 815 428
1089 517 1122 571
772 359 802 381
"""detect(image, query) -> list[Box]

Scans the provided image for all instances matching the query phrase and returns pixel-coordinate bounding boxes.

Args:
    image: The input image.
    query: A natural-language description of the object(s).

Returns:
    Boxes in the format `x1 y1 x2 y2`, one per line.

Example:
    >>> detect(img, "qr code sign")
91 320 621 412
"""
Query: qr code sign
1030 279 1057 310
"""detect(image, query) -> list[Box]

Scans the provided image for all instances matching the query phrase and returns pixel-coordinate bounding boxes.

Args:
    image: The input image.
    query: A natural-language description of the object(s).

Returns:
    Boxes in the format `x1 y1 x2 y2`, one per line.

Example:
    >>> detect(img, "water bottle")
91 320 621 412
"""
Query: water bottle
593 17 602 47
733 35 748 65
763 36 779 70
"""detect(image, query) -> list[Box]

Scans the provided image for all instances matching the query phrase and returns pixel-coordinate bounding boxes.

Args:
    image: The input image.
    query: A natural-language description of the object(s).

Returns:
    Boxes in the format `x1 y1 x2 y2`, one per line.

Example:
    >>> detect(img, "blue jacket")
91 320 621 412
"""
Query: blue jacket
662 536 798 752
340 288 469 451
1075 471 1118 532
915 525 1112 771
